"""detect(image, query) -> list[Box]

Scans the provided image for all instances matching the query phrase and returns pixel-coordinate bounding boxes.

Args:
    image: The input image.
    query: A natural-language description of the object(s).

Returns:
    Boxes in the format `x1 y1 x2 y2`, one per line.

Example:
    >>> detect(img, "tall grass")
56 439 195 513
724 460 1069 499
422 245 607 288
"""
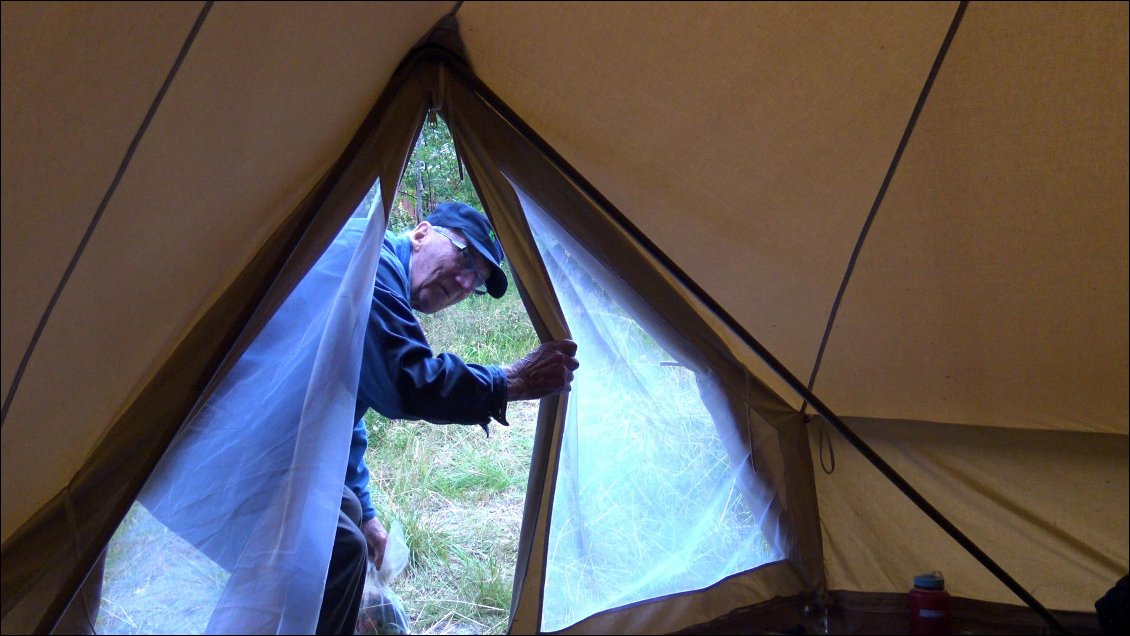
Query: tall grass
363 262 538 634
96 504 228 634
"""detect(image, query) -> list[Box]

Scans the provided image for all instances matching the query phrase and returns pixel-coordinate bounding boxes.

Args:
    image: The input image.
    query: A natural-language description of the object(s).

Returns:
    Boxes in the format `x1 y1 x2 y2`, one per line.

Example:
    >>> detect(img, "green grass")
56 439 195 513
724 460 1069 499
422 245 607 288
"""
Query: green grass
432 451 521 499
96 504 228 634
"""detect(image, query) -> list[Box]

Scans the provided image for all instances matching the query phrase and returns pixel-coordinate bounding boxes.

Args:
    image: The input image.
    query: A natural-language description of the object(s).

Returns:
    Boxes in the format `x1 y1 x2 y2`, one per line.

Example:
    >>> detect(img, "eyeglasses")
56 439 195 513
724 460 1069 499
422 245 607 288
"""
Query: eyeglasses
432 226 489 294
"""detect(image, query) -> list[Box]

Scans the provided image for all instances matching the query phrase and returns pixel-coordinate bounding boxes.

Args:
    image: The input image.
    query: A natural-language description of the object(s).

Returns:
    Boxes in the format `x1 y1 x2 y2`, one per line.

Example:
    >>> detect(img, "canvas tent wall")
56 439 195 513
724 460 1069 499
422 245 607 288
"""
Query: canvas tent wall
2 2 1126 634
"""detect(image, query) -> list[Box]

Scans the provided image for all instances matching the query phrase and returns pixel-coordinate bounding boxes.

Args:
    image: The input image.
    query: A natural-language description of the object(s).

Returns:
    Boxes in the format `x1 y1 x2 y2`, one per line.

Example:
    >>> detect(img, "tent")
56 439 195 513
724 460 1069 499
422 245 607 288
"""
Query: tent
2 1 1126 633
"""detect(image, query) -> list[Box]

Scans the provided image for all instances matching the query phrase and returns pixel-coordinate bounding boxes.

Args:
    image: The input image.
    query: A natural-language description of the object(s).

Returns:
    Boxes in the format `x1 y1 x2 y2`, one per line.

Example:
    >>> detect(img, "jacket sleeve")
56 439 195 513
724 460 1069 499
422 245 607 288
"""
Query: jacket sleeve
357 281 508 425
344 417 377 522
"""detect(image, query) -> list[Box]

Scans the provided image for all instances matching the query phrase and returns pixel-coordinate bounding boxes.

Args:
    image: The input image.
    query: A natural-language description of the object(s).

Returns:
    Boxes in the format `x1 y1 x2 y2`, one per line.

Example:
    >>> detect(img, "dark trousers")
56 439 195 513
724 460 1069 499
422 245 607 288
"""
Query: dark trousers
316 486 368 634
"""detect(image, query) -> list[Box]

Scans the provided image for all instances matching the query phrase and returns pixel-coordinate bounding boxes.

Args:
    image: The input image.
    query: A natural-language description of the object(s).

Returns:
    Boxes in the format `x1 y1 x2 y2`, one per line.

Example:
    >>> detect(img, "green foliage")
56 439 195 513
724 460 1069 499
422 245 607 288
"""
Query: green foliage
391 117 482 233
406 118 482 211
351 117 482 237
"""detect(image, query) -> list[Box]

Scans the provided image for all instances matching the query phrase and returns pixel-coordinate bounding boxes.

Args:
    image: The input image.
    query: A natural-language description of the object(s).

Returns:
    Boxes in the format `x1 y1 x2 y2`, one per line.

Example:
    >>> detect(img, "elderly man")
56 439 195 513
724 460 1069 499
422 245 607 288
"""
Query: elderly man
318 202 578 634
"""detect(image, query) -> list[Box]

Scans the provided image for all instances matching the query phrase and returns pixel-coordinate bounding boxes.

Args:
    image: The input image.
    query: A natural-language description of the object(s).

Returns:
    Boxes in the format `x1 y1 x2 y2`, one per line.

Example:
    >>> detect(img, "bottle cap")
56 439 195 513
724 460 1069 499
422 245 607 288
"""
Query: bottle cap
914 571 945 590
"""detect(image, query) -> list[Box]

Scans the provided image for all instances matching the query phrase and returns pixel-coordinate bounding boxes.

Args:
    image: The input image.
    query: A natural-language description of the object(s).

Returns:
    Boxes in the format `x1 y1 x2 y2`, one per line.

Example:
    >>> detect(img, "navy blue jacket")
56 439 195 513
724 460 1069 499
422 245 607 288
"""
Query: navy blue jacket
348 233 508 521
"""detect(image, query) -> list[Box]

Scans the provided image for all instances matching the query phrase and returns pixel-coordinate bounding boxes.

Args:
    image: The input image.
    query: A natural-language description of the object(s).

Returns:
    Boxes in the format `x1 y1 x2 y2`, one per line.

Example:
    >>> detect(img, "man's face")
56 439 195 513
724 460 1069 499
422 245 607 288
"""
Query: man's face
408 223 492 314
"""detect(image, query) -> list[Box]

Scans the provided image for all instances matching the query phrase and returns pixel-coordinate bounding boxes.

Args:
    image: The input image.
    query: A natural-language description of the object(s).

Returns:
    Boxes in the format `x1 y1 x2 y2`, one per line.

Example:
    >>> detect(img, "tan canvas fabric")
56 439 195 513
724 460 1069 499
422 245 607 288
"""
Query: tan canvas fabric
814 416 1129 613
458 2 962 409
817 3 1129 433
1 1 453 546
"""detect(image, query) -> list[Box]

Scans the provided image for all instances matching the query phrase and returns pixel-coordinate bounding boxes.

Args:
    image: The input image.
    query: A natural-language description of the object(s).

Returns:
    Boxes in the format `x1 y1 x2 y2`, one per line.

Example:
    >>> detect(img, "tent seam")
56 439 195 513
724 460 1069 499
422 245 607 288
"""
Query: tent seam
0 0 215 429
801 0 969 413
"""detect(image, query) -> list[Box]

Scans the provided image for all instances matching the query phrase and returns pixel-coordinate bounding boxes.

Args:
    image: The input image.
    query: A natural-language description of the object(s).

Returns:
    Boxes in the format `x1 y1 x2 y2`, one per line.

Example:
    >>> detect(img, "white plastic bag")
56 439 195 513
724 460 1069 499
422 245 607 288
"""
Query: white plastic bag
356 520 411 634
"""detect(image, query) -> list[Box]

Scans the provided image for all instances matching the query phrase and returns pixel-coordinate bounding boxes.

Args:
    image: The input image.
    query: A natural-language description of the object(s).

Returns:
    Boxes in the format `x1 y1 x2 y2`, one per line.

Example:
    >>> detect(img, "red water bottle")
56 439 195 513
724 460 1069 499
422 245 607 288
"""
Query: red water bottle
909 571 952 635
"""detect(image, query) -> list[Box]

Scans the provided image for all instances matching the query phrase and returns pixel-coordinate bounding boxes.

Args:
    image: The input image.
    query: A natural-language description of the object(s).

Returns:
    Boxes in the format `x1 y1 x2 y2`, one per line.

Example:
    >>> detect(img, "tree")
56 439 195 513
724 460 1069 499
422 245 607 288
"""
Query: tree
395 117 482 232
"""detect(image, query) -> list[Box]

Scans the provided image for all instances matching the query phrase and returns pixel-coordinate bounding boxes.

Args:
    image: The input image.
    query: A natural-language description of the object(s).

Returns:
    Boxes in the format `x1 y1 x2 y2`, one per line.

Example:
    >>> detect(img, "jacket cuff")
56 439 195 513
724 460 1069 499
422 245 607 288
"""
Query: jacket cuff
490 365 510 427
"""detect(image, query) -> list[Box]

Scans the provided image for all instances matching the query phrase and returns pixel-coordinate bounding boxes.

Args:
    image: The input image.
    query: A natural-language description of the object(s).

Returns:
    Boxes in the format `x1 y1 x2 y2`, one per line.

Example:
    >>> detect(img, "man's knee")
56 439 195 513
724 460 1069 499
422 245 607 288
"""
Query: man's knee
341 487 363 526
336 520 367 566
336 487 367 568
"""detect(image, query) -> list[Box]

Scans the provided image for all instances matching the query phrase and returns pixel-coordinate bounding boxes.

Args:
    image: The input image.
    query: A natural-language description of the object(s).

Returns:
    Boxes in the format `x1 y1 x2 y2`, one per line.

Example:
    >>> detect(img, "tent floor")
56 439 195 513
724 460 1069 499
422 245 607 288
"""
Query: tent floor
678 591 1102 635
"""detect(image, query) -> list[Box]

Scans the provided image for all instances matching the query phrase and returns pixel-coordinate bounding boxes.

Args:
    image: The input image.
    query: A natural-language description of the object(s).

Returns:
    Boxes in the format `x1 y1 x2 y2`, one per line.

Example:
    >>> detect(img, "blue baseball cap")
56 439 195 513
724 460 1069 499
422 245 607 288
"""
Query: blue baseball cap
426 202 507 298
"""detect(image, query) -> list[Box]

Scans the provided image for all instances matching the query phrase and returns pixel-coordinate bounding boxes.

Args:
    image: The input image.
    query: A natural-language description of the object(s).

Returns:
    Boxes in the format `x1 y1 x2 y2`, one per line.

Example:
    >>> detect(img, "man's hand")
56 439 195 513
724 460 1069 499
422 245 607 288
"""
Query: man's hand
360 517 388 570
505 339 579 401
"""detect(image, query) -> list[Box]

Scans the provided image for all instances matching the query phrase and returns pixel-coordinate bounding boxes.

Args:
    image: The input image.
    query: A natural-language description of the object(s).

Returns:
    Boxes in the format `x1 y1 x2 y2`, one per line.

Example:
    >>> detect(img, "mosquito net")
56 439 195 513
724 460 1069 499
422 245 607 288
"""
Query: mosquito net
95 190 386 634
517 188 784 631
